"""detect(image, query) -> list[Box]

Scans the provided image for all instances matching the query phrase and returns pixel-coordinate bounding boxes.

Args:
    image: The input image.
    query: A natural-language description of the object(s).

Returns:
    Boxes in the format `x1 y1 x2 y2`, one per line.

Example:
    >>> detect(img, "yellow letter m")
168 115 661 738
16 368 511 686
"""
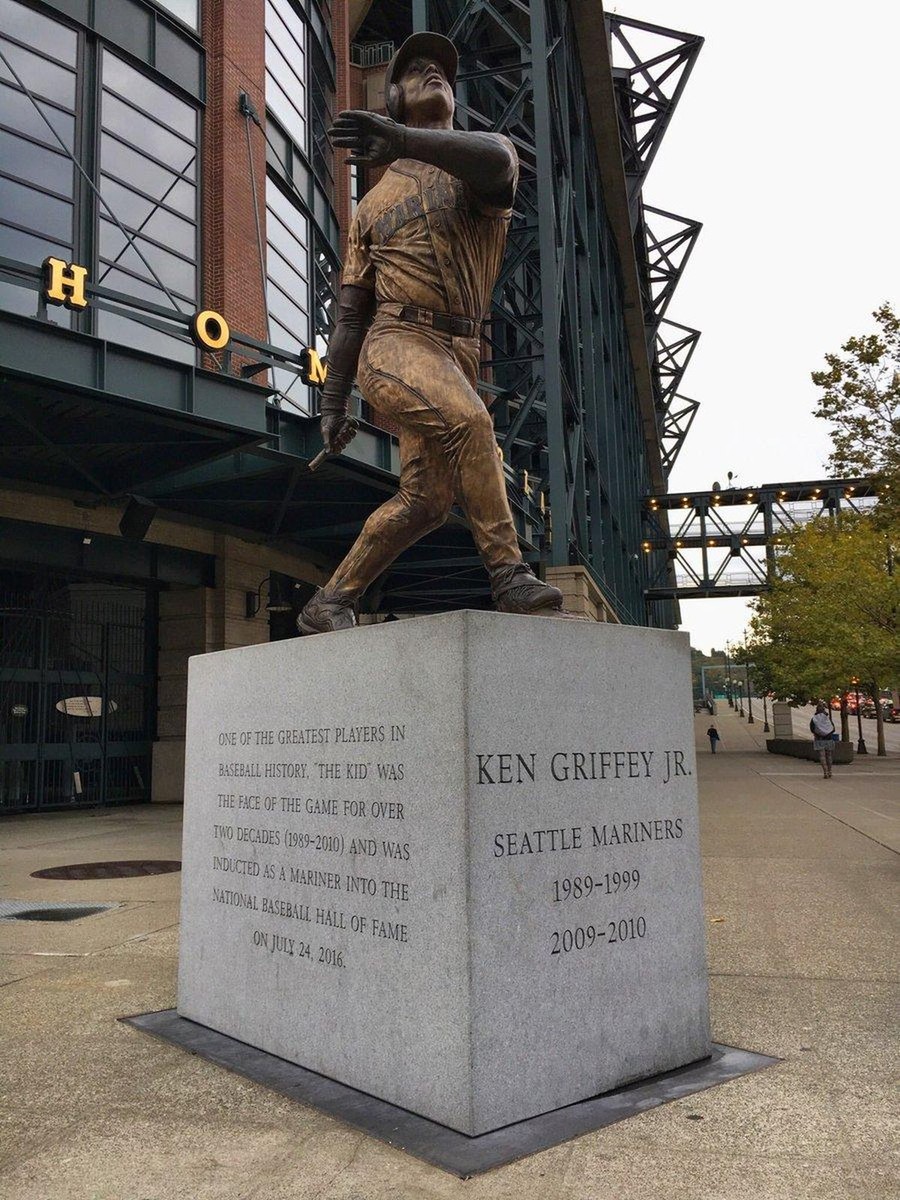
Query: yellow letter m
304 348 328 386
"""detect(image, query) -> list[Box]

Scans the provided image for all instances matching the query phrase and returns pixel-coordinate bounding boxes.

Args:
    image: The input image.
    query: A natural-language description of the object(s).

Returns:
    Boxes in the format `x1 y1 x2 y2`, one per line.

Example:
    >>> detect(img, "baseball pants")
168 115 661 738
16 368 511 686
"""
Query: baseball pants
322 315 522 600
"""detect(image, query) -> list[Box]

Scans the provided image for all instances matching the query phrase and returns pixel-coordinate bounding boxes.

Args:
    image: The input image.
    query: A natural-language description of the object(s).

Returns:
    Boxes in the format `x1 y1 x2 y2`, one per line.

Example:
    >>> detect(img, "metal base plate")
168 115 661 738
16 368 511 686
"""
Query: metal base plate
123 1009 778 1178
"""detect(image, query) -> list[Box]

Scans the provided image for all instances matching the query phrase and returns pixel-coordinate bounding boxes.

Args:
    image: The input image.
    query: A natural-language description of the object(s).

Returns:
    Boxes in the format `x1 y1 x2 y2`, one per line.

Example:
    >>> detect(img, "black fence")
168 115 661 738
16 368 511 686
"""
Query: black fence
0 574 156 814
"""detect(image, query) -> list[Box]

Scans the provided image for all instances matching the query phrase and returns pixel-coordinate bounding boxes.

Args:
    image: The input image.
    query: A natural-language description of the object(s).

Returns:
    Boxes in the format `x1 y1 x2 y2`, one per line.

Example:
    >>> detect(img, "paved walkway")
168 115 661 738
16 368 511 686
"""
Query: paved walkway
1 706 897 1199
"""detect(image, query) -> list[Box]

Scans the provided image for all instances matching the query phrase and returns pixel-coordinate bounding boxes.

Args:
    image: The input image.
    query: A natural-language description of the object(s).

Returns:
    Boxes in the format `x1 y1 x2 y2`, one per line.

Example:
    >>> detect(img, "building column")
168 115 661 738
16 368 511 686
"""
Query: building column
152 585 218 803
545 565 619 623
151 535 326 802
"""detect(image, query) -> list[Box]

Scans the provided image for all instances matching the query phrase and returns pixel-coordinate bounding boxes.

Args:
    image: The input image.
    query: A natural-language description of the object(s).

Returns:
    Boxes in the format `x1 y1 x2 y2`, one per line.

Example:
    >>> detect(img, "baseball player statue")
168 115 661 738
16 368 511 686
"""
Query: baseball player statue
298 32 566 634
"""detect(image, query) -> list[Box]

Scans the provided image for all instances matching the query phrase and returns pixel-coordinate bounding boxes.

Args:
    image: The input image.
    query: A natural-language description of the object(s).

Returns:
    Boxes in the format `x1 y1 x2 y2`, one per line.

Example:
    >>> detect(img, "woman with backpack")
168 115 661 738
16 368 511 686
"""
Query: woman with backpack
810 702 837 778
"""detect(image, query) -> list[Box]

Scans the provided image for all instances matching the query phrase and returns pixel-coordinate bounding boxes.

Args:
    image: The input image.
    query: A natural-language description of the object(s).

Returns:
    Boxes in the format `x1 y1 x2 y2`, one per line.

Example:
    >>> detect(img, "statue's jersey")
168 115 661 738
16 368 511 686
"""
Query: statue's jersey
341 137 517 322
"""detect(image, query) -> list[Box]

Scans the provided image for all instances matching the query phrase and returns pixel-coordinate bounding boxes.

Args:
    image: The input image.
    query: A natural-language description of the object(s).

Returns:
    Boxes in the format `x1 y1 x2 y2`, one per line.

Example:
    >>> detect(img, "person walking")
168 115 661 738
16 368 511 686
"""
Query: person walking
810 702 836 778
707 725 721 754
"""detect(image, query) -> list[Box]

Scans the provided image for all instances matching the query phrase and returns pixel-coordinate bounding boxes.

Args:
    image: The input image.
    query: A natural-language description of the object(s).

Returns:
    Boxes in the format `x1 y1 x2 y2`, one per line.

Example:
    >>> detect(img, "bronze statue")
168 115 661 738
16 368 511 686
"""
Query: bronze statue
298 32 566 634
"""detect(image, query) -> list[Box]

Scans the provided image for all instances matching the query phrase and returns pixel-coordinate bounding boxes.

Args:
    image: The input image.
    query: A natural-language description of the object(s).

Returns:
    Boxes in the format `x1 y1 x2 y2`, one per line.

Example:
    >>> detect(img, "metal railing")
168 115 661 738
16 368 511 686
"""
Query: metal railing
349 41 394 68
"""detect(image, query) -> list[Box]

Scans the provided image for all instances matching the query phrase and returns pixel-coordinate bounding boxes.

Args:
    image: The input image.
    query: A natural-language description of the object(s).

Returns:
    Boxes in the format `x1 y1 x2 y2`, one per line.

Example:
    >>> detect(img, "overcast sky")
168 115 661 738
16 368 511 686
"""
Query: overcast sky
610 0 900 652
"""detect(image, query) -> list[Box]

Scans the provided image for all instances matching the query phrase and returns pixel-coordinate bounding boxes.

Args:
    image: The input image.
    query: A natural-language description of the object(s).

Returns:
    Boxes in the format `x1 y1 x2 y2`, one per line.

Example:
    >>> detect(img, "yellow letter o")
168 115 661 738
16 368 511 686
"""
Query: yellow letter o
191 310 230 351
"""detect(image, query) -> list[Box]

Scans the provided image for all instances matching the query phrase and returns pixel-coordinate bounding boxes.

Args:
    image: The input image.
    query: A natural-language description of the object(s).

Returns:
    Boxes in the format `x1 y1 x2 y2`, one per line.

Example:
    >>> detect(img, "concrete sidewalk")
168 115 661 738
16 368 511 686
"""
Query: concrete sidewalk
1 708 897 1199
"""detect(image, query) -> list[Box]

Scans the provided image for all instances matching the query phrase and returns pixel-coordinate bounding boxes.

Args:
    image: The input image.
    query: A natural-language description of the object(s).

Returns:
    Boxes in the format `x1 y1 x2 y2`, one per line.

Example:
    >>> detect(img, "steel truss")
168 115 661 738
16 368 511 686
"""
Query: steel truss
641 478 879 601
607 14 703 476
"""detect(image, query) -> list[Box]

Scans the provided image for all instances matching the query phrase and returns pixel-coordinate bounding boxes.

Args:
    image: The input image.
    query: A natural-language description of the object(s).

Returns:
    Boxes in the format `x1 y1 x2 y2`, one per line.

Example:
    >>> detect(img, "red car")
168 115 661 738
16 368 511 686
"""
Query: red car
831 692 871 714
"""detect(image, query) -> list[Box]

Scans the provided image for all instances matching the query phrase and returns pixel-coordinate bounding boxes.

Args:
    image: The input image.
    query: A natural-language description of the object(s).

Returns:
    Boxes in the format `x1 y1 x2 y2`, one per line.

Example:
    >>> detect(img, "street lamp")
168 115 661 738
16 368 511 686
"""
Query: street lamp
724 642 734 707
745 661 755 724
851 676 868 755
737 680 744 717
762 692 770 733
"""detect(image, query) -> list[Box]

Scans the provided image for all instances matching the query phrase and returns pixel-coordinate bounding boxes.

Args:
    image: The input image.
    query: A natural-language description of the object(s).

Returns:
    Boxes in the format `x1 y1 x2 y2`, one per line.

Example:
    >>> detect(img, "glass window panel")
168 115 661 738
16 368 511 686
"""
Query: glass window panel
268 0 306 59
268 185 309 247
98 218 136 263
0 277 70 325
266 176 313 358
274 379 314 417
98 176 158 229
269 306 308 344
0 38 76 108
267 211 308 268
273 378 311 412
0 82 75 150
268 318 307 356
265 0 308 152
267 244 309 304
0 221 69 265
101 51 195 134
160 177 195 220
141 205 195 258
101 92 196 178
264 172 316 360
265 73 306 149
266 33 306 99
309 35 334 202
265 119 289 174
265 67 306 144
94 55 199 342
291 154 310 200
268 265 309 319
96 308 194 363
98 177 195 257
0 0 77 64
267 282 308 334
96 263 175 306
150 0 199 29
273 378 311 415
100 134 196 215
98 217 195 300
0 176 72 240
267 328 311 402
0 130 72 194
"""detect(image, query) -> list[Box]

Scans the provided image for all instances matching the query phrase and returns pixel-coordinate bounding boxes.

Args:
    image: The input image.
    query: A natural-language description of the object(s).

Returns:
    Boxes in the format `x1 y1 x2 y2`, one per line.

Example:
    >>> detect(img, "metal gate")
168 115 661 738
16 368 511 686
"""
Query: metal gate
0 573 157 814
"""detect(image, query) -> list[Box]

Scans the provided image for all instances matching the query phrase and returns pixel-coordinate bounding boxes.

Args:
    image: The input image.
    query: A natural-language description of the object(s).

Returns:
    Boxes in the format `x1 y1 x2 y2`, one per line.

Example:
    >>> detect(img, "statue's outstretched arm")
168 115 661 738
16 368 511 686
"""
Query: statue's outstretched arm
329 111 517 209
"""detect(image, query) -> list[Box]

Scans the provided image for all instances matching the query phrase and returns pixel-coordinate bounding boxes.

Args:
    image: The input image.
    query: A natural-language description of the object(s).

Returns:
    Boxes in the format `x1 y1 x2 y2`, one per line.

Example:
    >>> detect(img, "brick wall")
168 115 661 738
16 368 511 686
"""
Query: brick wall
333 0 353 260
202 0 268 346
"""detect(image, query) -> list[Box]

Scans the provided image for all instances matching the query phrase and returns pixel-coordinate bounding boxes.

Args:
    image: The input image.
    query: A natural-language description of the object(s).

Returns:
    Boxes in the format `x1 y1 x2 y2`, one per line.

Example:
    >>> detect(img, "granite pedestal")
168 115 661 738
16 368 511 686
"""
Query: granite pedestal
178 610 710 1136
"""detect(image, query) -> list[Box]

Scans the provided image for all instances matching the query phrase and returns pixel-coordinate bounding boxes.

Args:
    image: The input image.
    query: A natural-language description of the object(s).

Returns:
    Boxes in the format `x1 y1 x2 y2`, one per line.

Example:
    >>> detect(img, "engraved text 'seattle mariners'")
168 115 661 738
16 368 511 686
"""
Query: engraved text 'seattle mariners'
298 33 569 634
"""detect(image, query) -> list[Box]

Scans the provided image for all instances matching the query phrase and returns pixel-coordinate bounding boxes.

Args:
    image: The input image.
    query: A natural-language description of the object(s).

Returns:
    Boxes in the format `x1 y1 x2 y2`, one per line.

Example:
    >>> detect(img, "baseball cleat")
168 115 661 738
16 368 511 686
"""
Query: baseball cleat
297 589 357 634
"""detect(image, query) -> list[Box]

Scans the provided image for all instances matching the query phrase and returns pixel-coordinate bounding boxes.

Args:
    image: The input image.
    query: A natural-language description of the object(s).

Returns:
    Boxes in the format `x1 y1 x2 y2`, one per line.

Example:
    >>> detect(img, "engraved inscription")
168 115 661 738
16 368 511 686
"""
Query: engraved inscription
478 745 692 964
205 722 413 972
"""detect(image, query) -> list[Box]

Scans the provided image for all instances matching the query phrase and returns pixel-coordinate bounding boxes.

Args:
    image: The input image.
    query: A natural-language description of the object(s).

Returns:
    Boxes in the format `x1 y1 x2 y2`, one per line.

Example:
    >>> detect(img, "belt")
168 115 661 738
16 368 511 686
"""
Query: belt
396 305 480 338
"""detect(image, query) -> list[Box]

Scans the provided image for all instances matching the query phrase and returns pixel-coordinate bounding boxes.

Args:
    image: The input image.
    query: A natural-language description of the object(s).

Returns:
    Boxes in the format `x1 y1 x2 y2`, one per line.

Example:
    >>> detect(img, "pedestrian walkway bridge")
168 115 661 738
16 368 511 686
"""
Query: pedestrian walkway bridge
643 477 879 600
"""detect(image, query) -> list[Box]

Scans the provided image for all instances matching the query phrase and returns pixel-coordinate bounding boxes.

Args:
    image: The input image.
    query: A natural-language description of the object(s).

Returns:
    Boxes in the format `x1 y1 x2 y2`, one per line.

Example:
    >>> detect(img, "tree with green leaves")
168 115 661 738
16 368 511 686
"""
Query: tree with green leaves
812 301 899 476
746 513 898 755
812 302 900 524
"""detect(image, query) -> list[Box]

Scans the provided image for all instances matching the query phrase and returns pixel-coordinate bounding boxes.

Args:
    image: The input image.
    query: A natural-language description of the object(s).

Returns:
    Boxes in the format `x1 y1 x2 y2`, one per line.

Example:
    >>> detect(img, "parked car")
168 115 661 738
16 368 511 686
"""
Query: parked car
861 698 900 722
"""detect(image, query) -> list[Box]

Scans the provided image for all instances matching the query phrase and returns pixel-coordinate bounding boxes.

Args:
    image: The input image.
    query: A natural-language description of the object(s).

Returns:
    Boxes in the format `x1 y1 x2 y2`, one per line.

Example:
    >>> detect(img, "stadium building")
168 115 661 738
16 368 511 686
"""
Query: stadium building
0 0 702 811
